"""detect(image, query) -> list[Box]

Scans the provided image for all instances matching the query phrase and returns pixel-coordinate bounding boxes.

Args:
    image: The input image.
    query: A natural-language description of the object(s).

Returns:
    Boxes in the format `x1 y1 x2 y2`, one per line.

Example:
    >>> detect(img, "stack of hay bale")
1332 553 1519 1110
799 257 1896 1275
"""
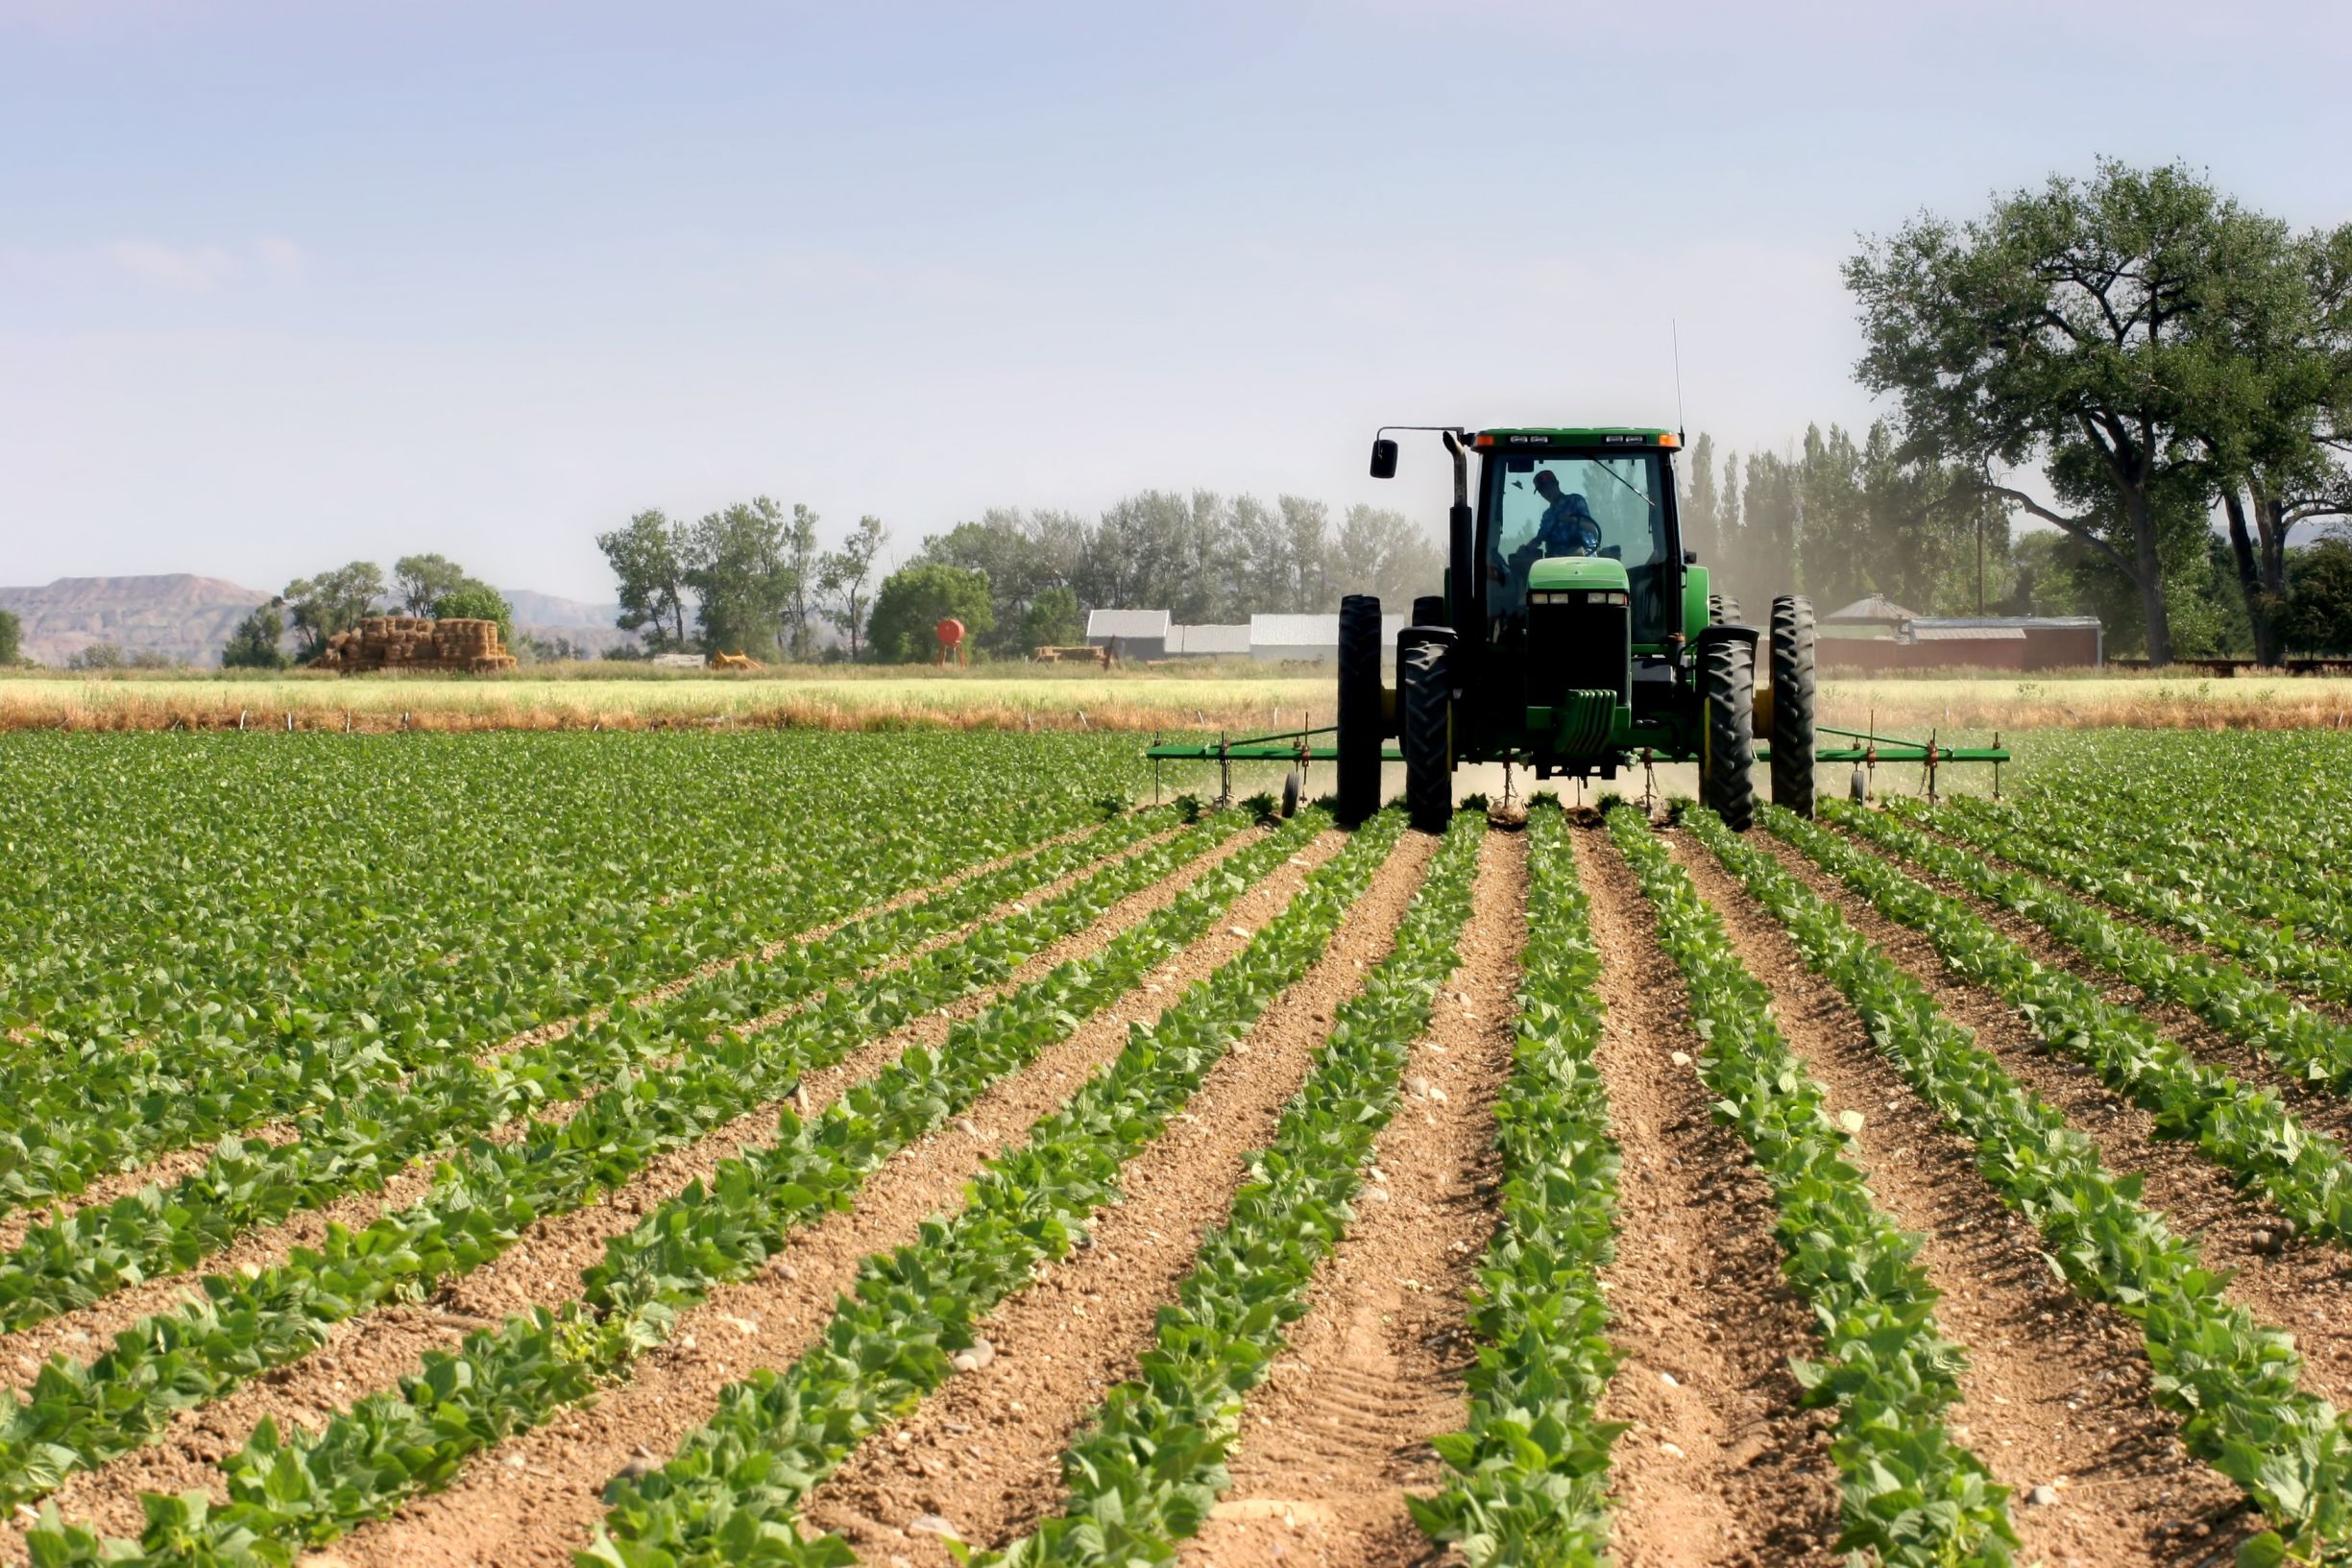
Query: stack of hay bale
314 615 519 673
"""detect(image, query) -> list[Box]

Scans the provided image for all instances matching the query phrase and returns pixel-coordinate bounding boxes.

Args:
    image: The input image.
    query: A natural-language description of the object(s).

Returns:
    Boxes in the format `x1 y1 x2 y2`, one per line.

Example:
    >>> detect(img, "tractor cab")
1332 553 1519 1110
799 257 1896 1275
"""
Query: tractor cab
1467 430 1688 746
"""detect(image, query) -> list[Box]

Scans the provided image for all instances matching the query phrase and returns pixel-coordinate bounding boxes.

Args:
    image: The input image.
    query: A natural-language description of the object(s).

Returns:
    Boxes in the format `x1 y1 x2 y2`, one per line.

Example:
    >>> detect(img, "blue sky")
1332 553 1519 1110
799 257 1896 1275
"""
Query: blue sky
4 0 2346 599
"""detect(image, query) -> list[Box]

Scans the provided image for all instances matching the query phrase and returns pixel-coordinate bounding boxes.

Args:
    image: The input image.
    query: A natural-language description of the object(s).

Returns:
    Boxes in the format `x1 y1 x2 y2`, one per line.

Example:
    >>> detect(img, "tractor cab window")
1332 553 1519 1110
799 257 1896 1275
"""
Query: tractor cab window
1483 452 1673 637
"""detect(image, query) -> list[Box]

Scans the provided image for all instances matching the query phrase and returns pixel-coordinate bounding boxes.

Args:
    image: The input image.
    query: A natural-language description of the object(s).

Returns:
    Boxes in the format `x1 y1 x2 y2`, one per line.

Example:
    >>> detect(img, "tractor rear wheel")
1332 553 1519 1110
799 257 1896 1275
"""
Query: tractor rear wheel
1400 634 1452 834
1769 595 1817 817
1709 595 1744 626
1336 595 1384 825
1699 634 1758 831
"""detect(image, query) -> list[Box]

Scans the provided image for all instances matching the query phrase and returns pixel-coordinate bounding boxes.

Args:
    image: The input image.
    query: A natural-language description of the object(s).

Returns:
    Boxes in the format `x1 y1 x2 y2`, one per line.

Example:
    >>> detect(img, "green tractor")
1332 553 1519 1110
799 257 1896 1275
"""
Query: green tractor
1147 423 2006 831
1345 423 1811 834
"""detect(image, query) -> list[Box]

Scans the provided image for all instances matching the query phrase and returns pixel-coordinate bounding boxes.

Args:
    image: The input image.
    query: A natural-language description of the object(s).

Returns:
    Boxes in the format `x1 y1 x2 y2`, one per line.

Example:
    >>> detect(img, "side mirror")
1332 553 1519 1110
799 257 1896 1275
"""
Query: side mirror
1369 438 1398 479
1683 549 1698 565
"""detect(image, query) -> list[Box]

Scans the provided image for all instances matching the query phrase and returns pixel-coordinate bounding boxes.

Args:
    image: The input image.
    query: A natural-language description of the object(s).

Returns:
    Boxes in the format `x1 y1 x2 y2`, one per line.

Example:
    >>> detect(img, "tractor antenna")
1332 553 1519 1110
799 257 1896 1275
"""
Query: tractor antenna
1671 319 1687 443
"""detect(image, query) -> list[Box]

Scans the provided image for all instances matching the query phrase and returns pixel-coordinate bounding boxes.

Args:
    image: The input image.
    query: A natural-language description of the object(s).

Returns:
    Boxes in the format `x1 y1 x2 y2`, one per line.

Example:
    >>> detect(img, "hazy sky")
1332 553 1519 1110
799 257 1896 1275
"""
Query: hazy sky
4 1 2346 600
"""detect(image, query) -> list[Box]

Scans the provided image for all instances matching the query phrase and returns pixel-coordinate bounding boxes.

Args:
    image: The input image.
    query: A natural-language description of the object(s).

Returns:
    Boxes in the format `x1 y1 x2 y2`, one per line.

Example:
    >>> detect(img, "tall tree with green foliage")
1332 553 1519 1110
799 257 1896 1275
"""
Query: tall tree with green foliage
1849 158 2295 664
392 553 470 616
221 603 289 668
687 497 794 660
1020 585 1083 650
2280 538 2352 654
596 510 692 651
0 609 18 666
430 582 514 643
817 514 888 659
282 561 385 659
785 503 823 660
2193 221 2352 663
865 563 995 663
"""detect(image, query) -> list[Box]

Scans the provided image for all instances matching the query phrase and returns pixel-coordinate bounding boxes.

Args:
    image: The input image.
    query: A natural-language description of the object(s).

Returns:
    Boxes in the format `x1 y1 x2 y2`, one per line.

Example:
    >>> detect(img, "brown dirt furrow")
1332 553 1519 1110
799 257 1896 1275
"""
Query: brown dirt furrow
1673 831 2243 1567
308 829 1351 1568
1765 830 2352 1413
1177 828 1526 1568
793 827 1441 1563
1893 815 2352 1139
0 822 1192 1401
12 822 1297 1559
1574 819 1844 1568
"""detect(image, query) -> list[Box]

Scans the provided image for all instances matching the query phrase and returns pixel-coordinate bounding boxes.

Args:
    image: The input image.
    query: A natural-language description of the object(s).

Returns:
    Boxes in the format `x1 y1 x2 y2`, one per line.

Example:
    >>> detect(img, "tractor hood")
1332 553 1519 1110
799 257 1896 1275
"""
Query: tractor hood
1528 557 1631 593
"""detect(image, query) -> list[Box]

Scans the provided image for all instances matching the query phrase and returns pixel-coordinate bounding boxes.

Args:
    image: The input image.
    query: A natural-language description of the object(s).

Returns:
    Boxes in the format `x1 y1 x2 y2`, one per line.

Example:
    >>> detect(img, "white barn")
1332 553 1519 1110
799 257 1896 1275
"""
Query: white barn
1249 612 1404 663
1084 608 1171 662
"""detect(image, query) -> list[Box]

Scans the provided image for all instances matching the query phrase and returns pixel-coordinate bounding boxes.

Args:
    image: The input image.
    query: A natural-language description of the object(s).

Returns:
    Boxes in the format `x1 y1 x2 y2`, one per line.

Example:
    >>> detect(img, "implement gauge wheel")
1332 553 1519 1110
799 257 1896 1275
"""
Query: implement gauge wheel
1336 594 1384 825
1769 595 1817 817
1699 633 1758 831
1399 632 1452 834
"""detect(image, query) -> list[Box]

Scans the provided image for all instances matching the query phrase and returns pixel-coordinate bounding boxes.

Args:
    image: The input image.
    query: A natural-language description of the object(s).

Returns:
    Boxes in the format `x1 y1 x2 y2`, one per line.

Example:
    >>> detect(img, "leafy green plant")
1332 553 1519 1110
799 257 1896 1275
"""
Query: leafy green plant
1721 803 2352 1562
977 814 1486 1565
1613 804 2015 1566
1412 803 1621 1564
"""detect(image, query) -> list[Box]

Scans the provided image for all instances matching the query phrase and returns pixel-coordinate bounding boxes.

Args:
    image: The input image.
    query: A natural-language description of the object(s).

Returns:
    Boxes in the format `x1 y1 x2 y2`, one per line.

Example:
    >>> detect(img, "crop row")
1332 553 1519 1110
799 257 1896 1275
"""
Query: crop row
1946 791 2352 956
0 807 1173 1337
1613 805 2015 1565
1797 803 2352 1248
1900 799 2352 1044
1722 804 2352 1562
25 808 1349 1565
0 735 1132 1218
578 812 1411 1566
979 813 1485 1564
1410 803 1621 1565
0 809 1259 1513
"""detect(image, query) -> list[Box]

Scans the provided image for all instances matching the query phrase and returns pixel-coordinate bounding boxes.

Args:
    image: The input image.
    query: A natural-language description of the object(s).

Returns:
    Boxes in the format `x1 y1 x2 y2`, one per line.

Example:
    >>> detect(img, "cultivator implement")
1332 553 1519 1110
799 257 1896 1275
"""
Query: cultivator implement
1147 720 2009 811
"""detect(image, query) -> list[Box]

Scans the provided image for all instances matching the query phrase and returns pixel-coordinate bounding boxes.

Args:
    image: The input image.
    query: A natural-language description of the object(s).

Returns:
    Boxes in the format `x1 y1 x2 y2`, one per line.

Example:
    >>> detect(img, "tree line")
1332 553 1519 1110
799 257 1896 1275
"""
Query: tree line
598 492 1441 663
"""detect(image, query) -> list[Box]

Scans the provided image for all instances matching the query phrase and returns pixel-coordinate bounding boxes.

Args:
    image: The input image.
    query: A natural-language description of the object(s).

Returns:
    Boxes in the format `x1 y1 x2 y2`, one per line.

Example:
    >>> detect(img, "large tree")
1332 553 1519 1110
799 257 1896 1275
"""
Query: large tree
221 602 288 668
0 609 18 666
392 553 470 616
785 503 823 660
817 514 888 660
282 561 385 658
687 497 794 660
1848 159 2290 664
2200 222 2352 663
866 563 995 663
596 510 692 650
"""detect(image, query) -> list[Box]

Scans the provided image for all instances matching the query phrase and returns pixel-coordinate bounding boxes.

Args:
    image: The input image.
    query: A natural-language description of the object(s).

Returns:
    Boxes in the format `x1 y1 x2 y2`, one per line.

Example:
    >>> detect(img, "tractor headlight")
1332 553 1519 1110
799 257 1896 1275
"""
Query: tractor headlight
1530 591 1627 606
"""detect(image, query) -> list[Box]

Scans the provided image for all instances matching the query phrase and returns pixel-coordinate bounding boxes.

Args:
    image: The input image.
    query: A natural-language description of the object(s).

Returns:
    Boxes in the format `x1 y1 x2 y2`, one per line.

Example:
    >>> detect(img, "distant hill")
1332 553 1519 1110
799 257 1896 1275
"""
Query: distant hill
0 575 270 666
0 575 641 666
500 590 640 657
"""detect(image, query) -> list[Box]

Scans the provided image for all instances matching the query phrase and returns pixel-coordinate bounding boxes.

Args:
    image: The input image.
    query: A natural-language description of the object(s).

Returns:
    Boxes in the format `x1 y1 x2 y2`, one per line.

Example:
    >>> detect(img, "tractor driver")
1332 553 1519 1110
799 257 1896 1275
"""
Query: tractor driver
1489 471 1603 613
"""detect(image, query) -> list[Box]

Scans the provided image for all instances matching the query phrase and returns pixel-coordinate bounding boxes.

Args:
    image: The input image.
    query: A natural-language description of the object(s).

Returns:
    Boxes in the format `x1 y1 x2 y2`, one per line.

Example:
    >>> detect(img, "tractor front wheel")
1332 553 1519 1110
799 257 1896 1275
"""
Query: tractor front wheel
1400 634 1452 834
1699 633 1758 831
1336 595 1385 825
1769 595 1817 817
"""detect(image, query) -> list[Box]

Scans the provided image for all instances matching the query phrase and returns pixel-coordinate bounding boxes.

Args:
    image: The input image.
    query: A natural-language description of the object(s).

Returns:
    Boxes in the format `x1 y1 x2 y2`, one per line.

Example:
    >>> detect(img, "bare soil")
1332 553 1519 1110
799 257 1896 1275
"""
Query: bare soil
1765 829 2352 1427
1177 826 1526 1567
794 828 1441 1562
1674 831 2244 1567
1575 822 1845 1568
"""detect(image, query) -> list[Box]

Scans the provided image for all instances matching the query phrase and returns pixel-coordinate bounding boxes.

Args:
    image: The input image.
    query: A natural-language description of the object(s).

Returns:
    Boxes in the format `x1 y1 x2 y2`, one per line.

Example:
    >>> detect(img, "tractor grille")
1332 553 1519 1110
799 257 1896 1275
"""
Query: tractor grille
1528 596 1631 706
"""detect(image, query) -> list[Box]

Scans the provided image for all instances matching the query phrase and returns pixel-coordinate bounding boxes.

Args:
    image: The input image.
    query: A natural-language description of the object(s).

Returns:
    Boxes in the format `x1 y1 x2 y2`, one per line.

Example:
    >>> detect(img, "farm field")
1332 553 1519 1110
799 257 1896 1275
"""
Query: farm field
3 729 2352 1565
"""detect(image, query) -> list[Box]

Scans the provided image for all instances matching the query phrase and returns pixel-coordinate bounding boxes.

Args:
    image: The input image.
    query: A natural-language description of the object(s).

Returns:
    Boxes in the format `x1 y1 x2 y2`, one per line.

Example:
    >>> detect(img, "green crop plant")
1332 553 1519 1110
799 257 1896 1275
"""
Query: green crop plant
1612 804 2015 1566
1722 804 2352 1562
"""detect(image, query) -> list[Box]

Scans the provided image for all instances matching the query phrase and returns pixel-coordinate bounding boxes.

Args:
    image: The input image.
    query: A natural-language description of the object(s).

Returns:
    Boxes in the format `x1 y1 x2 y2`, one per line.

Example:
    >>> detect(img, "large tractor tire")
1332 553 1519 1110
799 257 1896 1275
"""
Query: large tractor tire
1769 595 1817 818
1699 633 1758 832
1709 594 1744 626
1336 595 1385 826
1399 633 1452 834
